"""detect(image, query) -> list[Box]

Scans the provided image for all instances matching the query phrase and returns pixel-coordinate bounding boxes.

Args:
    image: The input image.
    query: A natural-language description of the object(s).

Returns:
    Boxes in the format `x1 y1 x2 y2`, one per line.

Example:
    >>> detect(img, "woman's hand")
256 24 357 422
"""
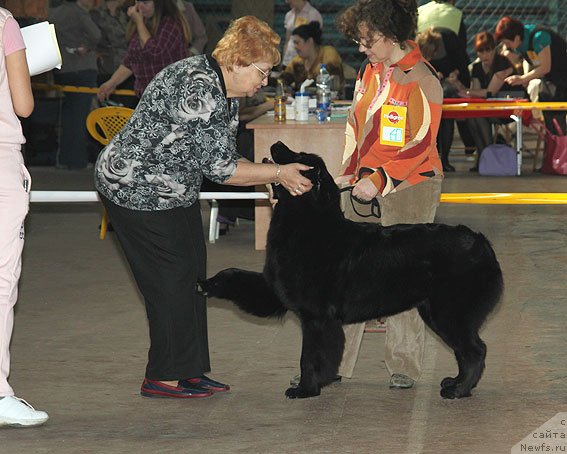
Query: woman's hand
97 80 116 102
352 177 379 201
504 74 525 86
446 70 460 86
278 163 313 196
75 46 89 57
127 5 144 24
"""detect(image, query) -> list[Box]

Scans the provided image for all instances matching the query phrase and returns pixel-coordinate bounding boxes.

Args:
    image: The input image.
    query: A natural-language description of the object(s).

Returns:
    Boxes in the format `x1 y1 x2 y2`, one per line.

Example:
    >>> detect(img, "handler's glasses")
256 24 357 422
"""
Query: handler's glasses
352 35 383 49
251 62 272 80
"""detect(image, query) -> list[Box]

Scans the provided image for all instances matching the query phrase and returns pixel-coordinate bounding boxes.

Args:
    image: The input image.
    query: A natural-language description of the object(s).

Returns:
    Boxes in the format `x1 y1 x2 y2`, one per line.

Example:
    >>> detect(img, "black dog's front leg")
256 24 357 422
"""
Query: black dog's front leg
285 318 345 399
197 268 287 318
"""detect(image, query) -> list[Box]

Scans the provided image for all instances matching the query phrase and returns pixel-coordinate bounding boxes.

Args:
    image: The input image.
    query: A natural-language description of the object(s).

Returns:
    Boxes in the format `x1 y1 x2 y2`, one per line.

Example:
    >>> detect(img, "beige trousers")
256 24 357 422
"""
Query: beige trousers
338 176 443 381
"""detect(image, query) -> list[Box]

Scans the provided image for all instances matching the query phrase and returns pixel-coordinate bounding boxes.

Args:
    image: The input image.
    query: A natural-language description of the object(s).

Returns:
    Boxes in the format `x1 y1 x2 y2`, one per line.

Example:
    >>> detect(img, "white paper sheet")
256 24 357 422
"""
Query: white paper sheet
20 21 62 77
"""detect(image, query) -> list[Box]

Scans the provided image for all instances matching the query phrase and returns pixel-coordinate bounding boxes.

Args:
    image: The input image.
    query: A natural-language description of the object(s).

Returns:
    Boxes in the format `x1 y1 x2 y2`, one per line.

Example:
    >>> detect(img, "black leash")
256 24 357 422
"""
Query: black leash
338 186 381 219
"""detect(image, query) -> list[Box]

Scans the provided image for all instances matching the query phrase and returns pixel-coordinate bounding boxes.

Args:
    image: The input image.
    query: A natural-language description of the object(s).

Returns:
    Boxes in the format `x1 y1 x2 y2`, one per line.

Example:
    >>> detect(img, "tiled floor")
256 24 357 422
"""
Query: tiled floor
4 148 567 453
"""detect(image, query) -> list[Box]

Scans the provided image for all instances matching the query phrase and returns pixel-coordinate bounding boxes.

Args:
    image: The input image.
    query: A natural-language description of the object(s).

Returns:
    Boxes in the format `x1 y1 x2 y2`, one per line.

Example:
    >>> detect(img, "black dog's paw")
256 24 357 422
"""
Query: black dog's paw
440 384 472 399
440 376 458 389
195 279 210 296
195 269 236 298
196 276 224 298
285 386 321 399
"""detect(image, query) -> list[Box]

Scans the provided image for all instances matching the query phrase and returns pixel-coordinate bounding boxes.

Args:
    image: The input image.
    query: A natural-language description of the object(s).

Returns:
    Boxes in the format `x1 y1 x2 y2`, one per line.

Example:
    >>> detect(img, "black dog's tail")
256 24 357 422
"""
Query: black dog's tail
197 268 287 318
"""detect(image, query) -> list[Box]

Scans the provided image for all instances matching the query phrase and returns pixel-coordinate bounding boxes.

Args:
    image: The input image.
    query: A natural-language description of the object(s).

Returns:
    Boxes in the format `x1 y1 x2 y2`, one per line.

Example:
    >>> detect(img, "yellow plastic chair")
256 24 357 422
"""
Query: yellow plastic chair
86 106 134 239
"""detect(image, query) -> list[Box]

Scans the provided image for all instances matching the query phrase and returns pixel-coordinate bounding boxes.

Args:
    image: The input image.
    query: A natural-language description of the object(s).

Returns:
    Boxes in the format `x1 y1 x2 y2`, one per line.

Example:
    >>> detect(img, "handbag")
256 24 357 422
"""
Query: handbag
478 144 518 176
541 119 567 176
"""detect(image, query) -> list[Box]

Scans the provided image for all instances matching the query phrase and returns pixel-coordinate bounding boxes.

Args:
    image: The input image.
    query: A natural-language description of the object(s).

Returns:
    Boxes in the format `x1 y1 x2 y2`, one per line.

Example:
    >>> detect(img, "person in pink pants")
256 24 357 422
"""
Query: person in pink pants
0 6 49 427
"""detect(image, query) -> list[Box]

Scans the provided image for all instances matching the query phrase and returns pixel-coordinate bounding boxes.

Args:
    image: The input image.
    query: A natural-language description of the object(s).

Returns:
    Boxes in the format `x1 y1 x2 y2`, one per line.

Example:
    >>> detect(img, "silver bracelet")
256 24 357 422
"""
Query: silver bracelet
274 164 281 185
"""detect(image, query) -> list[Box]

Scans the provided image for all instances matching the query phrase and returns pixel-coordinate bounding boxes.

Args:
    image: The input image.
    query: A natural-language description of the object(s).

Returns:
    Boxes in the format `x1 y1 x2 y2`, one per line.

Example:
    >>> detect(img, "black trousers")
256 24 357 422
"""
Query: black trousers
101 195 210 381
437 119 476 164
54 70 97 169
540 82 567 136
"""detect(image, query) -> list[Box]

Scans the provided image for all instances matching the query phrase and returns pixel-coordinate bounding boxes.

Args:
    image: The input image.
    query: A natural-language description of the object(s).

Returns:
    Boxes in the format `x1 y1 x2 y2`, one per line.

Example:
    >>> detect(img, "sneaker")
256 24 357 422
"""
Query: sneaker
140 378 212 399
290 374 342 386
389 373 415 389
179 375 230 393
0 396 49 427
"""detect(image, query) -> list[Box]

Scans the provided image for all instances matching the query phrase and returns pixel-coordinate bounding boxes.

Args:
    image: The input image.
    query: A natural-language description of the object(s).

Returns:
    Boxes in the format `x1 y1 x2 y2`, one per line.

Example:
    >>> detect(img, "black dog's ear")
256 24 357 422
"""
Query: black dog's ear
270 141 296 164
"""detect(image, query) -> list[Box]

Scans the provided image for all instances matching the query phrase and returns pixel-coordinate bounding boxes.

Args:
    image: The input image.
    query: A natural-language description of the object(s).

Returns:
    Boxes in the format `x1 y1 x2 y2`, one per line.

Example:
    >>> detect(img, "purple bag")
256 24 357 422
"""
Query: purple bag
478 144 518 176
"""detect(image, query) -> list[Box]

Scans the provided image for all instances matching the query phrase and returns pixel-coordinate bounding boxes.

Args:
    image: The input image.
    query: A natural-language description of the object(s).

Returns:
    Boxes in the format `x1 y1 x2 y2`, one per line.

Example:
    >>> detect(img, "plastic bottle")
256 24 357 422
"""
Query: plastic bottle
274 79 286 122
316 64 332 122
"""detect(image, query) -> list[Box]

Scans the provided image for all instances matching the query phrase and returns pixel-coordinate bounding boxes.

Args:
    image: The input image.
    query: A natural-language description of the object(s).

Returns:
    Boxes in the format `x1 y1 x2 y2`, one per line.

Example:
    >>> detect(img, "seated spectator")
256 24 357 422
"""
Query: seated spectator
495 16 567 135
280 21 344 93
176 1 207 56
282 0 323 67
451 31 519 170
417 26 474 172
98 0 190 102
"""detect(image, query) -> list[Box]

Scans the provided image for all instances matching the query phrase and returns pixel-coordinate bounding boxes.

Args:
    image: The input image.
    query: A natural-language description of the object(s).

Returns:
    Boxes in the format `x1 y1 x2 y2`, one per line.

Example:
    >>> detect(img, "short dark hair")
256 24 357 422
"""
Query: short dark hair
336 0 418 47
495 17 524 42
292 21 323 45
474 31 496 52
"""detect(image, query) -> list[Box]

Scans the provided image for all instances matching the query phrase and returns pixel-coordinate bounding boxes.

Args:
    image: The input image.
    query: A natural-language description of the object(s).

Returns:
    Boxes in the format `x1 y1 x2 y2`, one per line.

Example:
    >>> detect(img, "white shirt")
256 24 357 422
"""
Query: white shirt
283 1 323 66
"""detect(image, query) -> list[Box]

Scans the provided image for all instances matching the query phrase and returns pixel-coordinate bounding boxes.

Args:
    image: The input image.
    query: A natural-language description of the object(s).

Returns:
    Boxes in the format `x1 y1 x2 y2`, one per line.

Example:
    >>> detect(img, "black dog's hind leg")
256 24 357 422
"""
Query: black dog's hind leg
285 318 345 399
440 335 486 399
418 304 487 399
197 268 287 318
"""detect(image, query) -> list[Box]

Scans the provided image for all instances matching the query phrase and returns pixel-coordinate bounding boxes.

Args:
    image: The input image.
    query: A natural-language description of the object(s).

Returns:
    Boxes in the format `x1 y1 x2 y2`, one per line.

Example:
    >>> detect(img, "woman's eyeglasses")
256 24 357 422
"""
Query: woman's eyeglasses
251 63 271 80
352 35 382 49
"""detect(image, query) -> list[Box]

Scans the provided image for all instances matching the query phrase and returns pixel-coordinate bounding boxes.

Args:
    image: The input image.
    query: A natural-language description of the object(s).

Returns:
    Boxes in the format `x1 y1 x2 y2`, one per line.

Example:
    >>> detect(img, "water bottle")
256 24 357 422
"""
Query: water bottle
316 64 332 122
274 79 286 122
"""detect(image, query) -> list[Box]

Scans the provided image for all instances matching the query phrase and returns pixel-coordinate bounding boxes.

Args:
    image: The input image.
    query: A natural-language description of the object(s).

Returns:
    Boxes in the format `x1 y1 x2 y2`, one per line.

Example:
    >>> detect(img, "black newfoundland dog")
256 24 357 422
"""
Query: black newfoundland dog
198 141 503 400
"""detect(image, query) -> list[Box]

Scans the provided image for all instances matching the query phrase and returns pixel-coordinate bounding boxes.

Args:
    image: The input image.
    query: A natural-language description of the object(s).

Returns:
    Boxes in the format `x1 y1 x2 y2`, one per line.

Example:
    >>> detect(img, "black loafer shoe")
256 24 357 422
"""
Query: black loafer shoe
179 375 230 392
140 378 212 398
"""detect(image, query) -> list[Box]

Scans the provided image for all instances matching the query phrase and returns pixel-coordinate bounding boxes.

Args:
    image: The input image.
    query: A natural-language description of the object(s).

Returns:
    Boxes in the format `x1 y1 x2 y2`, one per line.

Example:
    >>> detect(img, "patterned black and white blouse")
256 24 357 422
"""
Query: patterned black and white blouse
94 54 240 211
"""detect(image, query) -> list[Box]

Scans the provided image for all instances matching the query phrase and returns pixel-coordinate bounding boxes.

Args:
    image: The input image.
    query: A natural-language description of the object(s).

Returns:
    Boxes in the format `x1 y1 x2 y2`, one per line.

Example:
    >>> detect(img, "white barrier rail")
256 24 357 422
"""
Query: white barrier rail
29 191 269 243
29 191 269 203
30 191 567 244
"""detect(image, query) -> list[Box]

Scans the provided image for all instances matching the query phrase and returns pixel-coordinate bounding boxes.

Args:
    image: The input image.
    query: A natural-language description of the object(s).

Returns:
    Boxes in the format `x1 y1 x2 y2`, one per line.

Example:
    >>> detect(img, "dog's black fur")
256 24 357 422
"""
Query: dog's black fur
198 141 503 399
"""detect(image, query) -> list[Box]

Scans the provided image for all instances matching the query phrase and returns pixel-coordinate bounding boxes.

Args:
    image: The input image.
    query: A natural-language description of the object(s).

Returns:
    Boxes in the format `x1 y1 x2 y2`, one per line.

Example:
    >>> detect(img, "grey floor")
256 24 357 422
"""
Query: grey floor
3 147 567 453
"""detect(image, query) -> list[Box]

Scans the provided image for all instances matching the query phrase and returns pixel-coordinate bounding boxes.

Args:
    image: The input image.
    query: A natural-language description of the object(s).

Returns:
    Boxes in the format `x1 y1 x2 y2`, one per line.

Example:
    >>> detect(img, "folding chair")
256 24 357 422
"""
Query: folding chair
86 106 134 239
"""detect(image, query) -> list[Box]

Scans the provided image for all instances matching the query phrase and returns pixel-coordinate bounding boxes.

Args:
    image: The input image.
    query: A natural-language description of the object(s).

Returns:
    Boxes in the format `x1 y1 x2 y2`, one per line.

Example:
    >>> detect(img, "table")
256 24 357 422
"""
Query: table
247 115 346 249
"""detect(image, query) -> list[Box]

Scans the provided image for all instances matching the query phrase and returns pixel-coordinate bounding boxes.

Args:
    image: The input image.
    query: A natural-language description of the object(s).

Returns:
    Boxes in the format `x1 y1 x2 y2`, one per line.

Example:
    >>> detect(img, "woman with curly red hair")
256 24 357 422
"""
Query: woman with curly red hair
293 0 444 392
94 16 313 399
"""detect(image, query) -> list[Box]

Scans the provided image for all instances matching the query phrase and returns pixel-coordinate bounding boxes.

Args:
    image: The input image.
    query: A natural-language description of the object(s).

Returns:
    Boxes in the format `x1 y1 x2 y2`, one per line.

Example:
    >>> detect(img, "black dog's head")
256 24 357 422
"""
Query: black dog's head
266 141 340 209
